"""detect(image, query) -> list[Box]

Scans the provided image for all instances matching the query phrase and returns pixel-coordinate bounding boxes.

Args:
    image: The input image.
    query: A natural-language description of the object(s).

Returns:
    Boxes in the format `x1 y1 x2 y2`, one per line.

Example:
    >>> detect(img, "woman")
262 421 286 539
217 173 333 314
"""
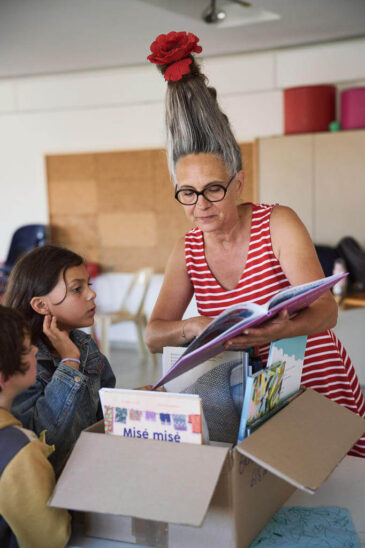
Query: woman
145 31 365 456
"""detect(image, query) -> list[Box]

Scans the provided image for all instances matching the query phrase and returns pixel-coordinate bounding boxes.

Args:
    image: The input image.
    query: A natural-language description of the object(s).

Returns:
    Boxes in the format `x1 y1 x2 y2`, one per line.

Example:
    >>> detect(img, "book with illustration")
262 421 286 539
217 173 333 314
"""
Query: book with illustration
153 273 346 389
266 335 307 400
237 335 308 442
99 388 203 445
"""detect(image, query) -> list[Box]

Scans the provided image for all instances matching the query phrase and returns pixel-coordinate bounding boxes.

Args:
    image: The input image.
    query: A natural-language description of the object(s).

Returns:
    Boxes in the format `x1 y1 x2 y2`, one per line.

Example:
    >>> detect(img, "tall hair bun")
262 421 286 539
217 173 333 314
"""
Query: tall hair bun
147 31 202 82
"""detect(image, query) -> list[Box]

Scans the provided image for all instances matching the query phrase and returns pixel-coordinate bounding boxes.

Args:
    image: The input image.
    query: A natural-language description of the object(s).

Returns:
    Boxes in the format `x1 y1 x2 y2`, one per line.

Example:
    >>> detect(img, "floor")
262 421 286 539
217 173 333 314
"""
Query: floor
110 345 162 389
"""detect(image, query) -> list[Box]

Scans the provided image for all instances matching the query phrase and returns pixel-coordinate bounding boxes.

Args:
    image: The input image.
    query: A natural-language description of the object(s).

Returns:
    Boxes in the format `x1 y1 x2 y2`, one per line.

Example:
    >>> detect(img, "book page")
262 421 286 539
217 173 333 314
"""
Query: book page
180 302 264 358
267 273 346 310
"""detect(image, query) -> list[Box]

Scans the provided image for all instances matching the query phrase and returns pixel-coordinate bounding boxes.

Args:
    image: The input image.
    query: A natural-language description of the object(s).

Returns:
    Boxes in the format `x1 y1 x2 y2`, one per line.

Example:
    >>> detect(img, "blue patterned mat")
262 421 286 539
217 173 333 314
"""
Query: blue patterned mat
250 506 360 547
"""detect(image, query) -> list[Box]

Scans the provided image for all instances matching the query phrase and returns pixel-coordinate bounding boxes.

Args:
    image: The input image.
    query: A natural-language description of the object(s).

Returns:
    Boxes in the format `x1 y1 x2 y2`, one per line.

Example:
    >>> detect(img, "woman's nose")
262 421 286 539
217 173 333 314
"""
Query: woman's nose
196 193 211 207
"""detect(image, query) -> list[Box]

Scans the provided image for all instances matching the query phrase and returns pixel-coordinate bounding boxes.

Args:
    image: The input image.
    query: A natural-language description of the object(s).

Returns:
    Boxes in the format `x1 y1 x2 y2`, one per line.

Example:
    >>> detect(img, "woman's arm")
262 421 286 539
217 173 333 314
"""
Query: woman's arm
225 206 338 349
145 237 212 353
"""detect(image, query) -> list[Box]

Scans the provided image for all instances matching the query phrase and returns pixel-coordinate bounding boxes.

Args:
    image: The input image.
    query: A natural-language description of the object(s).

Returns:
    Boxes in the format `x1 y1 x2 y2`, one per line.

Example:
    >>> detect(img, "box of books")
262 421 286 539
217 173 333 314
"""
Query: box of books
50 383 365 547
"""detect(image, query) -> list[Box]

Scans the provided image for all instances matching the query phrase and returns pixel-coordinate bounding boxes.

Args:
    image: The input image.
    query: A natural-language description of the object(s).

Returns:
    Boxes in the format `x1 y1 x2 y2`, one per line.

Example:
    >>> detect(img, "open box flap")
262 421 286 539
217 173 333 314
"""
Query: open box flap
50 433 229 527
236 388 365 494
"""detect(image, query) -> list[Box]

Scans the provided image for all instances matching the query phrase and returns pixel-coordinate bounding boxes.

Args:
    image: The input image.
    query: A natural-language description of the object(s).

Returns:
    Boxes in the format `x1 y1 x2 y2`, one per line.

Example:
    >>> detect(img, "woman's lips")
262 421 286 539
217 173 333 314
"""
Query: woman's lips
197 215 216 221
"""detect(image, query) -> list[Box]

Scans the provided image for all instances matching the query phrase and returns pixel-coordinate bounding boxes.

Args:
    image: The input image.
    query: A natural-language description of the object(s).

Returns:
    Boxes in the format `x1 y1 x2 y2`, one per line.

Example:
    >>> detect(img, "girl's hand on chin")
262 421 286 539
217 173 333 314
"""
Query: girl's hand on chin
43 314 80 364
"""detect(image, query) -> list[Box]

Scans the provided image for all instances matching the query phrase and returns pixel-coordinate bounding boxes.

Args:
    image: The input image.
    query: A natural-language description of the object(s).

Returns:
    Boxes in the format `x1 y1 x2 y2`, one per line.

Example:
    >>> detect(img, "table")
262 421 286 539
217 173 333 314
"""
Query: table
335 291 365 310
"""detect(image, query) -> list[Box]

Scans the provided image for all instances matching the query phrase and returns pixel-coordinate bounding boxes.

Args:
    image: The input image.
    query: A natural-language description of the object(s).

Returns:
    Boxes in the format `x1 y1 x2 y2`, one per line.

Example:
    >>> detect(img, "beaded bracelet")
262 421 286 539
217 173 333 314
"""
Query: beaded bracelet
60 358 80 365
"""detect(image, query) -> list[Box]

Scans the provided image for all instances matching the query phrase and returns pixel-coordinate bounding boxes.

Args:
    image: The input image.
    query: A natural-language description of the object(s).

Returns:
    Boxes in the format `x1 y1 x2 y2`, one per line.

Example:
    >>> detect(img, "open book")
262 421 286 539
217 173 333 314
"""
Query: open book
152 272 347 389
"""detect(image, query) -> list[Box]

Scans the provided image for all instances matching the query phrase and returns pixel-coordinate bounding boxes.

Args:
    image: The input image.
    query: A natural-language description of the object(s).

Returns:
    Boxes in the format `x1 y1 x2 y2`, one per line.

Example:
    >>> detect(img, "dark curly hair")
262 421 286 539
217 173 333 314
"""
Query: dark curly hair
0 306 30 386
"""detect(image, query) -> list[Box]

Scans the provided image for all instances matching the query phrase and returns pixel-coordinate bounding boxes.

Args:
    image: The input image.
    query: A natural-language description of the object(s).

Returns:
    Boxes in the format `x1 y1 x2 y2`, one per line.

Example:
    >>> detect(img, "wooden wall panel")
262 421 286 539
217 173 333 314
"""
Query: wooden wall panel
46 143 256 273
314 130 365 247
258 135 314 236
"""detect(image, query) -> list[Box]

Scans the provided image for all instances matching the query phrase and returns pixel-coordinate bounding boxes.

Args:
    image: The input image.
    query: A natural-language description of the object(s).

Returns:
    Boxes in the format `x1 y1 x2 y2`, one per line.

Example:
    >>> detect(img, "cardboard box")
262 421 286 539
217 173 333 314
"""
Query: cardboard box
50 389 365 548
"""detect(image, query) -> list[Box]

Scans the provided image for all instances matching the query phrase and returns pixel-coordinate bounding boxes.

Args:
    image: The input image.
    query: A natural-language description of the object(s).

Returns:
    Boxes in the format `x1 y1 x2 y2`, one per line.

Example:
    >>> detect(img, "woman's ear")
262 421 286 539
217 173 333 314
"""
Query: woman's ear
30 297 49 315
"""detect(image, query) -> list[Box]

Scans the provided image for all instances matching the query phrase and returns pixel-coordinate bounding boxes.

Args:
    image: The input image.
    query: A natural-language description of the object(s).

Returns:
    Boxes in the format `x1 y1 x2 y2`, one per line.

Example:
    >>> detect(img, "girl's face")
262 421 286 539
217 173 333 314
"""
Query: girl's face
175 153 243 233
44 264 96 331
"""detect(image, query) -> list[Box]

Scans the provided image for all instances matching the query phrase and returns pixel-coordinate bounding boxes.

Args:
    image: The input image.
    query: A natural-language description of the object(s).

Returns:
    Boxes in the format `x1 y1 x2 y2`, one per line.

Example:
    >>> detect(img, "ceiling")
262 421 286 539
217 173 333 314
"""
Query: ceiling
0 0 365 78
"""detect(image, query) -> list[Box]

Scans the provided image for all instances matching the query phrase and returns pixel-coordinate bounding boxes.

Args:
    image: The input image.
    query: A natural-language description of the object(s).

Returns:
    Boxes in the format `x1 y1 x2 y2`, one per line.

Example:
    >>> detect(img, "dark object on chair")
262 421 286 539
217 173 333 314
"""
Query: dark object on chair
0 224 48 294
337 236 365 290
314 245 340 277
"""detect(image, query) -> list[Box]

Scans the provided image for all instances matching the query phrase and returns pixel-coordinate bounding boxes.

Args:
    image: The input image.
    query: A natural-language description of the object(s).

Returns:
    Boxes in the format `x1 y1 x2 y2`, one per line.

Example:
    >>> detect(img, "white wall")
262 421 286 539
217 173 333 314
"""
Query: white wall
1 37 365 260
1 37 365 359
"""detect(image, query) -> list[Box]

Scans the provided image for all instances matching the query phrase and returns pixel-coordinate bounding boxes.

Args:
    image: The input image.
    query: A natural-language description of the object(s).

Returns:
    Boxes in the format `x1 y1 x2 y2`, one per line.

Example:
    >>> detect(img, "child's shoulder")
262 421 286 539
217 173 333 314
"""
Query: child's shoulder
0 421 37 473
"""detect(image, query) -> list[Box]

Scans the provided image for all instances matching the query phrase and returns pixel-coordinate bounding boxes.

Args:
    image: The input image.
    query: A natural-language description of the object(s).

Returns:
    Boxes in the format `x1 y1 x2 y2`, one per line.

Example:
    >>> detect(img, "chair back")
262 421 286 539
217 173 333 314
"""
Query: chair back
5 224 48 269
121 267 154 317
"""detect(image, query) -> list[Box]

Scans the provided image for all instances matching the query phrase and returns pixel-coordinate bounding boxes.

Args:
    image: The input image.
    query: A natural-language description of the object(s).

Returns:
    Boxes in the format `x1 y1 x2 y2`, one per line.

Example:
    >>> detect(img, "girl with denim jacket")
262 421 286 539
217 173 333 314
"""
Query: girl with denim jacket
3 245 116 474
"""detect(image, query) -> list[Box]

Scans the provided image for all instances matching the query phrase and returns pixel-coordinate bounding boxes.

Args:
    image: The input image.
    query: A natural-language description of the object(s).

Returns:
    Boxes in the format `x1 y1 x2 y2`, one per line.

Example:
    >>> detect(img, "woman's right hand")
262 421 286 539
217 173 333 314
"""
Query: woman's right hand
43 315 80 368
187 315 214 339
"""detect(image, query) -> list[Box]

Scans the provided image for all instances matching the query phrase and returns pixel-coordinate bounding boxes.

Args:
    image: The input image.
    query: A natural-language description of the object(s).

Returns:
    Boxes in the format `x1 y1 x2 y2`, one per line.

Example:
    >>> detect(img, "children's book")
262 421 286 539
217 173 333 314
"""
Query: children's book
245 388 305 437
237 362 286 443
237 335 308 442
266 335 307 400
99 388 203 445
153 273 346 389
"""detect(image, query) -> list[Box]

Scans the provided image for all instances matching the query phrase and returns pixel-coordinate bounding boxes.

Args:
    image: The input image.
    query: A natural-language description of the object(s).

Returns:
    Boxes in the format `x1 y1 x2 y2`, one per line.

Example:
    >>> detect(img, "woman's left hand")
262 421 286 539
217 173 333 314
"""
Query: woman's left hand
224 309 291 350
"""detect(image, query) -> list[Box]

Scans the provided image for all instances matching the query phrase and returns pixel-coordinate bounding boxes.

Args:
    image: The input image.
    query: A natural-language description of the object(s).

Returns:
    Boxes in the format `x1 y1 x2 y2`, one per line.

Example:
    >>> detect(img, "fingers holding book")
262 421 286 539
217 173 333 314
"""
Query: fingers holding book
224 309 291 350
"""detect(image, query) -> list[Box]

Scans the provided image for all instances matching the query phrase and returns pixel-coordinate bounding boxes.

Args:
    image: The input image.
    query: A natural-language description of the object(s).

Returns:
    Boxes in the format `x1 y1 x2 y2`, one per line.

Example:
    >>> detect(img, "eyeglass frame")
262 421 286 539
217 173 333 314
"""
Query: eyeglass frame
174 173 237 206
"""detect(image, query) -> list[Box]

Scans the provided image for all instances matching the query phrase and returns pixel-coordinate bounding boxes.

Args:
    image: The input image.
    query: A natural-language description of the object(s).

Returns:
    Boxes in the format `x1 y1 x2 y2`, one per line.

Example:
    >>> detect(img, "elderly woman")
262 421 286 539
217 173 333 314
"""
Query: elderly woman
145 31 365 456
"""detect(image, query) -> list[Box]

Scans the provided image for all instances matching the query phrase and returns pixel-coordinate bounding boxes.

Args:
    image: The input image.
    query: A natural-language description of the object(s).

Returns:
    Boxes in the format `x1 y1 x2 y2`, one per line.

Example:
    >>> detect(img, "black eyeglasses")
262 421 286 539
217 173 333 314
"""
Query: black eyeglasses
175 174 236 206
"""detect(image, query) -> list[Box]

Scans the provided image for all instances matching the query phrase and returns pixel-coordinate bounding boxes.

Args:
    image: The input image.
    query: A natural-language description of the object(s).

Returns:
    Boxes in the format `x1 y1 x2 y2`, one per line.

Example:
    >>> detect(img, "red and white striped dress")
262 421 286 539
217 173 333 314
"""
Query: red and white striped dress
185 202 365 457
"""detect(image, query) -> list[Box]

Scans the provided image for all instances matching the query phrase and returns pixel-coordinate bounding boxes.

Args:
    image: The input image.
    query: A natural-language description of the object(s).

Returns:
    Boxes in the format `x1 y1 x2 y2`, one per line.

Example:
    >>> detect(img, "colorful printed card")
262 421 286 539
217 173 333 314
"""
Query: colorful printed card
99 388 203 445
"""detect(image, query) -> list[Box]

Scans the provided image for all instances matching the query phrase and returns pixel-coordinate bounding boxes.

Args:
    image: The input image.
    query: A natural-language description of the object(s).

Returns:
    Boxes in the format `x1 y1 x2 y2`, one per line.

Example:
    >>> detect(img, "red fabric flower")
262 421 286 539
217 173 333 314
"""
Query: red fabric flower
147 31 202 81
165 58 192 82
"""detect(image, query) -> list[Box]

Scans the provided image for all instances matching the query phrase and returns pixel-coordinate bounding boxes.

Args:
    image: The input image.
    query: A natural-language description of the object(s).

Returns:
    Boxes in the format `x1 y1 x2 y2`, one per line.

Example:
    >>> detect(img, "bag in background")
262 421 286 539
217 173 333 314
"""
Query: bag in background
337 236 365 290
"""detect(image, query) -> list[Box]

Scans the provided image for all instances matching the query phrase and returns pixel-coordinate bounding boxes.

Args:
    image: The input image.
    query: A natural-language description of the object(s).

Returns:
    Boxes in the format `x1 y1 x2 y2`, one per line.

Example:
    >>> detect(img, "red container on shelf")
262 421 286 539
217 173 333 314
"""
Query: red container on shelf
341 87 365 130
284 85 336 134
85 262 100 279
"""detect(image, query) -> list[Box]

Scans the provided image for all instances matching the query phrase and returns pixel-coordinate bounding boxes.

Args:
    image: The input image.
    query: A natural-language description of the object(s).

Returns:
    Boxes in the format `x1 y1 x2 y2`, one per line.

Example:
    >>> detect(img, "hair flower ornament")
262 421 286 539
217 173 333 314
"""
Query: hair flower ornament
147 31 202 82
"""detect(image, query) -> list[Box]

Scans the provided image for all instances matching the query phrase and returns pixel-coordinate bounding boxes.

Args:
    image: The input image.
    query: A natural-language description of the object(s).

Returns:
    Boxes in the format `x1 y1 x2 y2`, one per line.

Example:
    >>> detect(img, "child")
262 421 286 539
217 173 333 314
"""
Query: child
0 305 71 548
3 245 116 474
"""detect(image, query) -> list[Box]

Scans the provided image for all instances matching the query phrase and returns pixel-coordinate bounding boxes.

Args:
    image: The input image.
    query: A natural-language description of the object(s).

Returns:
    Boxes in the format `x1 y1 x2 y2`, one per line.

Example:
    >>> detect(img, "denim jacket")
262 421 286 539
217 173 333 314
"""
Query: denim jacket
12 329 116 474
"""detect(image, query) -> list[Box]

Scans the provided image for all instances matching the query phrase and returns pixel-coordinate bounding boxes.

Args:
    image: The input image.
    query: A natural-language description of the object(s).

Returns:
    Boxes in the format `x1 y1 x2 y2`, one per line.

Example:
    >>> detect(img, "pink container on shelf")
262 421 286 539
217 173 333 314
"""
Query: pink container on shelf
341 87 365 130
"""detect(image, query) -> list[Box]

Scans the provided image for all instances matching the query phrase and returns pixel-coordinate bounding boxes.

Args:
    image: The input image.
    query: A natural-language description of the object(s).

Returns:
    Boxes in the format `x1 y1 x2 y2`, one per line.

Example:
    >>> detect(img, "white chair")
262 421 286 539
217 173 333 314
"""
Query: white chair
92 267 157 365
